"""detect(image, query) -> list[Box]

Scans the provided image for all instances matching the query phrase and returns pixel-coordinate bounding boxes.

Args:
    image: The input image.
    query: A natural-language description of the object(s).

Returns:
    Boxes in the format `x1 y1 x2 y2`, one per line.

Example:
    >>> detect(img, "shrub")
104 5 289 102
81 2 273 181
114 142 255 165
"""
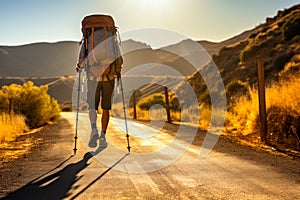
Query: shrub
281 54 300 74
138 94 165 110
0 90 9 112
225 79 243 94
267 106 299 150
240 41 260 62
281 13 300 40
273 52 294 72
0 81 61 128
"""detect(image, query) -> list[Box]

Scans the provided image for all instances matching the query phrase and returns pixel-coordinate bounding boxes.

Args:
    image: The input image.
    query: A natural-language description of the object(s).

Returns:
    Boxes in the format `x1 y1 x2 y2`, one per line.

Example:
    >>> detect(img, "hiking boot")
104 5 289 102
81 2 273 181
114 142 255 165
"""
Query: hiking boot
99 131 107 147
88 129 99 148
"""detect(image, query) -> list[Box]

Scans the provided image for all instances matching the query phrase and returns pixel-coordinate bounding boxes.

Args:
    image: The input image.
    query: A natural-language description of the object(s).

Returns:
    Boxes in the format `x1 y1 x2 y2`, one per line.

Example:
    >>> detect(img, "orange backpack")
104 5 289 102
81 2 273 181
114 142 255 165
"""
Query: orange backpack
81 14 123 78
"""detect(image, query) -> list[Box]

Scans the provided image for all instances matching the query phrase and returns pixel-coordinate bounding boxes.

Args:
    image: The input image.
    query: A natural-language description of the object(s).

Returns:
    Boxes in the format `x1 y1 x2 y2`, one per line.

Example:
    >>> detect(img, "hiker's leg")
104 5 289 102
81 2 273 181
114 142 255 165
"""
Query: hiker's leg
89 109 97 125
99 109 109 146
101 80 115 132
87 79 100 147
87 79 100 129
101 109 110 132
99 80 114 146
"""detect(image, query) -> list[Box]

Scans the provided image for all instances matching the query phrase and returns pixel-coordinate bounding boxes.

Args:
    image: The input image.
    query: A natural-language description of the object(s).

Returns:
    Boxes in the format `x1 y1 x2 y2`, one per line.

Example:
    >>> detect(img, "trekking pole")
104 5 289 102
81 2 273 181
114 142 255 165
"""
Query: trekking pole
74 71 81 155
119 74 131 153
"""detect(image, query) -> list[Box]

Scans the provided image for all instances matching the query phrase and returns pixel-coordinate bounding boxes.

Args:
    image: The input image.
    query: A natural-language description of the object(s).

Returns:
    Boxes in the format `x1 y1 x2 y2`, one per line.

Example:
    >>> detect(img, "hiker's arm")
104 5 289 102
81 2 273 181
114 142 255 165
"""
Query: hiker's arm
76 43 86 72
76 64 83 73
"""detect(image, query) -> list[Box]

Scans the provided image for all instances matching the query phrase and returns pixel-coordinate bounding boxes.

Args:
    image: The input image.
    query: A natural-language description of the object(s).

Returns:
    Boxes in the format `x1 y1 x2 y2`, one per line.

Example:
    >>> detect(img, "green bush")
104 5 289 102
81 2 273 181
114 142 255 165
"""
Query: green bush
138 94 165 110
0 81 61 128
240 42 260 62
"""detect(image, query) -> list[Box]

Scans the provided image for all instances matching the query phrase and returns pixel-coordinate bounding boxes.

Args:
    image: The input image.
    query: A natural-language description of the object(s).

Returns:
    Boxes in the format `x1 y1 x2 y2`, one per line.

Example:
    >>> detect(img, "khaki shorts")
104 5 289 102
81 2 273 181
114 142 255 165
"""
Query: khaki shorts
87 79 115 110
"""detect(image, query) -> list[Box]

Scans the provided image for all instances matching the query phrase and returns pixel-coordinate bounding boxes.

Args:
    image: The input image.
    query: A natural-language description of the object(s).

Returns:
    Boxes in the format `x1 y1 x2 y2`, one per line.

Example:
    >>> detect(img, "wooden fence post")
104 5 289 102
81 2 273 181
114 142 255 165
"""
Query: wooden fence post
8 98 13 114
257 60 268 144
164 87 171 123
133 91 137 120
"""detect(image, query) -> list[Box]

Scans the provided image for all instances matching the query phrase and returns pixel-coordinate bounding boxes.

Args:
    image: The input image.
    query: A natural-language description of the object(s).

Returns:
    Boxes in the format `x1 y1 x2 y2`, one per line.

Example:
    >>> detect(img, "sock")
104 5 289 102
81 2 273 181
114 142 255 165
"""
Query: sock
101 130 106 138
91 123 97 130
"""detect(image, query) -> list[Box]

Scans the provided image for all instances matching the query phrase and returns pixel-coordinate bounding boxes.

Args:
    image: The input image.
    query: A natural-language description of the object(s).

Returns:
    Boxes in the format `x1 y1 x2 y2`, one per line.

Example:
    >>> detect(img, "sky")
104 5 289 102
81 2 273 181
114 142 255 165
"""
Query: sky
0 0 299 47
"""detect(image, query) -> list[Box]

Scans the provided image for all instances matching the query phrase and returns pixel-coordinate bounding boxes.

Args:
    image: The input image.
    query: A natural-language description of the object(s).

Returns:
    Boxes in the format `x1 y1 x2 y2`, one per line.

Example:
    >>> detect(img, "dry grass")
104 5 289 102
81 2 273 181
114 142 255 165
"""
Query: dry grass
113 73 300 151
111 103 124 118
0 112 29 143
112 100 213 131
266 75 300 112
227 74 300 149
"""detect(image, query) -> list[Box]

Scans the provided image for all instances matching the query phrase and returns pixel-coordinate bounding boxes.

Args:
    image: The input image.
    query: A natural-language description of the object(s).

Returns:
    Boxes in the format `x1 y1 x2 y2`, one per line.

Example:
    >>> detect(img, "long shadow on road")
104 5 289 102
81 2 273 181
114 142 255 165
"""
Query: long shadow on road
1 146 127 200
70 153 129 200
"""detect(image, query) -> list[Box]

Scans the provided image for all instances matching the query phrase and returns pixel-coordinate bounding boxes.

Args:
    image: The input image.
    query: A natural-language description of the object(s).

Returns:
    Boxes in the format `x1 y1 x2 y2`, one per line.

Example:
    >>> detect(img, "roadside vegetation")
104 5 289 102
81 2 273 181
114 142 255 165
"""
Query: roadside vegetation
0 112 28 142
226 73 300 151
0 81 61 142
120 5 300 152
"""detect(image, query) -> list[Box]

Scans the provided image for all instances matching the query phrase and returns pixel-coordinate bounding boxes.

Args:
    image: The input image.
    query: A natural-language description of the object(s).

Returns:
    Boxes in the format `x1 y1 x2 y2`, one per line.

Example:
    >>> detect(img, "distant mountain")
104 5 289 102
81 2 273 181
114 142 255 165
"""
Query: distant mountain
160 29 255 58
0 41 80 77
0 28 253 78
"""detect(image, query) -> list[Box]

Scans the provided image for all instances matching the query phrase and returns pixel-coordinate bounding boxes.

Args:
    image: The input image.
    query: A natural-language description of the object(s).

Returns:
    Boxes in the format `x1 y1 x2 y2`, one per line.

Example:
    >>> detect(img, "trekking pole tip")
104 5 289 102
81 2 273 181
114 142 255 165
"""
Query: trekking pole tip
73 148 77 155
127 146 131 153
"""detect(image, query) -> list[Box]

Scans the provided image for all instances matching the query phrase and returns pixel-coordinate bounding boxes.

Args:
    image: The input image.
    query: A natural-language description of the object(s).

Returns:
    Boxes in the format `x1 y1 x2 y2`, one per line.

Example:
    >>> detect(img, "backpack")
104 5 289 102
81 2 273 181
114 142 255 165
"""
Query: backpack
80 14 123 79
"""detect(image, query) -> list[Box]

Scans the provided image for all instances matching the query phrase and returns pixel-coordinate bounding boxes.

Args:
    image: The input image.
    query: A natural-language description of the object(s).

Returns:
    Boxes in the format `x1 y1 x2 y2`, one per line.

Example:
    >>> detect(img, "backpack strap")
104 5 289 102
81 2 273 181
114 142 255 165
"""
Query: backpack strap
91 27 98 64
104 26 110 58
84 31 88 57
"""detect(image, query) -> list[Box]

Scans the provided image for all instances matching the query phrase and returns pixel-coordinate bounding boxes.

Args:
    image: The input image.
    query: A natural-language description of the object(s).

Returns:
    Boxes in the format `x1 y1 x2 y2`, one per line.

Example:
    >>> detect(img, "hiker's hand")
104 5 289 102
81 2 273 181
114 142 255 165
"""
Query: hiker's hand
76 65 83 73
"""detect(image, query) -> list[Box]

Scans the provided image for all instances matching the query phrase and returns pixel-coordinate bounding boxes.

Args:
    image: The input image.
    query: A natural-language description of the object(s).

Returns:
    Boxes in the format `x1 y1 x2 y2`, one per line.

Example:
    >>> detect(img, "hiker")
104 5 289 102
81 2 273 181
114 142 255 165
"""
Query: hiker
76 15 122 148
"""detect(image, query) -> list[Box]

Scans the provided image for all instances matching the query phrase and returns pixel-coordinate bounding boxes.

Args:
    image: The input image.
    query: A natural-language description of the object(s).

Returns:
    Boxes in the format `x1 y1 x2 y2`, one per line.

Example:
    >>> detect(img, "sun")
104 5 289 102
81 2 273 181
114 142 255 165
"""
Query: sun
137 0 170 8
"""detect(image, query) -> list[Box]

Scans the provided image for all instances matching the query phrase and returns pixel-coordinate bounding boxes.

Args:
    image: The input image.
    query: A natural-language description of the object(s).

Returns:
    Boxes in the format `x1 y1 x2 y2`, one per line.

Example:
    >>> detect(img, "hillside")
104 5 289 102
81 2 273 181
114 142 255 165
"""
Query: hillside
161 29 255 57
0 27 252 78
171 4 300 152
178 3 300 105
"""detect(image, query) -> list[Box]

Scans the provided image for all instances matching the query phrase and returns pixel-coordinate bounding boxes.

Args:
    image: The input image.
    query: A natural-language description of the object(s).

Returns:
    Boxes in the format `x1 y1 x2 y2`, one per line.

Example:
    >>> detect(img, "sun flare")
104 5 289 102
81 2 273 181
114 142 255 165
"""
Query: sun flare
137 0 170 8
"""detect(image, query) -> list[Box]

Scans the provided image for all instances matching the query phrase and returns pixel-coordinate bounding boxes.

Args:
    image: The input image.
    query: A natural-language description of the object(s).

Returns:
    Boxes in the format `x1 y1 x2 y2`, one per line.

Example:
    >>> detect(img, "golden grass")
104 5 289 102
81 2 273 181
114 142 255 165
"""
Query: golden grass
112 101 213 131
227 74 300 137
112 74 300 147
0 112 29 143
111 103 124 118
266 75 300 112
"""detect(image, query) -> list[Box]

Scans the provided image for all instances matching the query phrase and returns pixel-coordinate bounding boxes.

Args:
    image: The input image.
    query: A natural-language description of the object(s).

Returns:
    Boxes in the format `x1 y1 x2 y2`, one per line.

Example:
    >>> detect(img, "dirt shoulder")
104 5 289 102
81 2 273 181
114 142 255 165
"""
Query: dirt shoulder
0 116 75 198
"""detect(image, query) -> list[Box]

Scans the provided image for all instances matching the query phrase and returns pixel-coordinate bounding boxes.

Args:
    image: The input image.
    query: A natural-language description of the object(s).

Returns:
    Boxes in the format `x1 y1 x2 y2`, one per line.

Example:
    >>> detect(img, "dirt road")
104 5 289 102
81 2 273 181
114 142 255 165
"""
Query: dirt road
0 112 299 199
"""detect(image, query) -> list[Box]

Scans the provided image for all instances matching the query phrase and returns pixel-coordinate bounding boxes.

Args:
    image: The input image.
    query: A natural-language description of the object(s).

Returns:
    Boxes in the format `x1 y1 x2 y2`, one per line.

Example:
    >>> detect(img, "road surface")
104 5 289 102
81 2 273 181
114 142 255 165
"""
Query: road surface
0 112 299 200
